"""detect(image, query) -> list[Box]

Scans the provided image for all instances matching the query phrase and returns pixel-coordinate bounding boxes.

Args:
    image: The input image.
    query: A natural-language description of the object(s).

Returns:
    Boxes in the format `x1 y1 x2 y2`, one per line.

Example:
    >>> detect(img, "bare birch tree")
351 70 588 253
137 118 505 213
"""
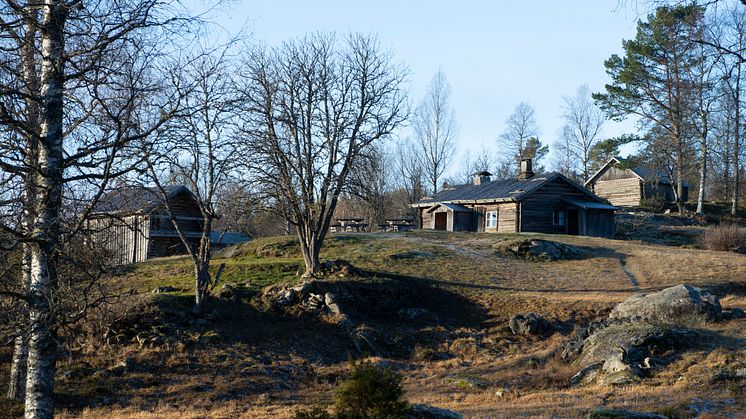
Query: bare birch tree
143 43 242 314
414 69 458 194
0 2 189 417
395 139 426 205
498 102 541 171
560 84 605 182
241 33 407 277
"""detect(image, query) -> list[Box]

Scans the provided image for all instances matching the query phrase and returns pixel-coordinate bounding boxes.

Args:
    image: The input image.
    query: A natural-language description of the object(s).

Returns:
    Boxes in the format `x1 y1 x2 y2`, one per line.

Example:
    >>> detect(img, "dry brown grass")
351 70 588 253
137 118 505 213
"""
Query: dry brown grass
699 223 746 253
5 230 746 418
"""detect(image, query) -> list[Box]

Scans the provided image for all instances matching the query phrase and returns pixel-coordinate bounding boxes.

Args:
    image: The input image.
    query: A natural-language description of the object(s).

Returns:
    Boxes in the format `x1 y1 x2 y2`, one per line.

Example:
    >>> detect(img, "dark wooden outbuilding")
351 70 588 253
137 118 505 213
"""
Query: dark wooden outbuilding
412 159 617 238
584 157 690 207
86 185 204 265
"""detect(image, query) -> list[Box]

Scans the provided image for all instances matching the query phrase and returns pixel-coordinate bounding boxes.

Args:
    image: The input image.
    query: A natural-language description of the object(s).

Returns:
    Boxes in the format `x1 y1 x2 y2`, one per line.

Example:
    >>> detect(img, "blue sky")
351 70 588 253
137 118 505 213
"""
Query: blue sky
196 1 642 173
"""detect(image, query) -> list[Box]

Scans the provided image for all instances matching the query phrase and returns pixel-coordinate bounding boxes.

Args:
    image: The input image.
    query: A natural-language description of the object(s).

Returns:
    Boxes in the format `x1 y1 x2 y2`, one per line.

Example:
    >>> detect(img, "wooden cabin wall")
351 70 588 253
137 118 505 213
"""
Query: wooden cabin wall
87 215 149 265
497 203 518 233
420 209 432 230
584 210 615 238
643 182 688 203
596 166 638 181
592 178 642 207
519 178 600 234
147 236 197 259
453 212 472 231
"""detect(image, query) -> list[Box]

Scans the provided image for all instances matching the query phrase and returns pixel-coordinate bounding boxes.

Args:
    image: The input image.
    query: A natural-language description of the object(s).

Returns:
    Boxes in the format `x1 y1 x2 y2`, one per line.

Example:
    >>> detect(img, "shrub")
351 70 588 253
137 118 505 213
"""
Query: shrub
640 194 669 213
699 223 746 253
335 361 408 419
294 406 334 419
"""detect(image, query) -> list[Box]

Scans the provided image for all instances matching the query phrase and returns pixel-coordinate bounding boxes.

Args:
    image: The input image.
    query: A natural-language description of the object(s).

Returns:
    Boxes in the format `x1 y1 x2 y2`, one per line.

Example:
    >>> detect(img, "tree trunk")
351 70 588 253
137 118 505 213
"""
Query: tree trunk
9 6 40 402
733 67 741 217
7 246 31 401
25 2 66 418
299 228 322 278
25 247 58 419
675 131 685 213
696 117 708 215
194 266 210 315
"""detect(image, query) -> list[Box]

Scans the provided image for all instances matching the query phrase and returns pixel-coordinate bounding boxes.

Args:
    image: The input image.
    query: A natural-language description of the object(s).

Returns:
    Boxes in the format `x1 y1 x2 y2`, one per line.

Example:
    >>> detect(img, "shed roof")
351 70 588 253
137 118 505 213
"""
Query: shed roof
425 203 472 213
563 199 618 211
92 185 193 215
413 172 603 207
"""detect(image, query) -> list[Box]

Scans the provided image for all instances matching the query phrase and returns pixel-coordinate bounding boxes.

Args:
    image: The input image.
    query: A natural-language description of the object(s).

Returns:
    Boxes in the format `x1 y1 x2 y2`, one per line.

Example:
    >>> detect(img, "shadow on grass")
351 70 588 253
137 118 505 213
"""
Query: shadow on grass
53 269 489 411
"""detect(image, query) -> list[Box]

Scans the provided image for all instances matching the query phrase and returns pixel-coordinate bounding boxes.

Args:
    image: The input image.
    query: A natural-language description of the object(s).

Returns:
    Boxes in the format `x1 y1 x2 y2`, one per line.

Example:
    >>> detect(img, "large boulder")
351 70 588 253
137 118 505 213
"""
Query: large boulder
494 239 583 261
609 284 721 326
570 322 701 387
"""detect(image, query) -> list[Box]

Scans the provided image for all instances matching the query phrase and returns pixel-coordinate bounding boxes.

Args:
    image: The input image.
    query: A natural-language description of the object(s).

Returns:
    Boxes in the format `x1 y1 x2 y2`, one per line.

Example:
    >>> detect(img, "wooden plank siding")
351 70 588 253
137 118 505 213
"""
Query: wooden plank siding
592 178 642 207
519 178 597 234
415 175 614 238
87 215 150 265
88 188 204 265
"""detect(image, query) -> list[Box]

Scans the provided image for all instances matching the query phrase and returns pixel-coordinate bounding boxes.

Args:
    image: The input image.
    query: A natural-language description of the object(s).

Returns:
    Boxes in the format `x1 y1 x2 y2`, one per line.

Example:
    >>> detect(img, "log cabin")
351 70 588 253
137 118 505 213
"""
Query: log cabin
412 159 617 238
584 157 690 207
86 185 204 265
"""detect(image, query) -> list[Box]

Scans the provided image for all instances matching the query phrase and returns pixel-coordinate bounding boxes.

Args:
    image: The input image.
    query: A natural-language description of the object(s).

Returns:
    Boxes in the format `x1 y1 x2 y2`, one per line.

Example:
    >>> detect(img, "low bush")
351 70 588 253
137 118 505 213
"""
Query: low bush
293 361 408 419
335 361 408 419
699 223 746 253
294 406 334 419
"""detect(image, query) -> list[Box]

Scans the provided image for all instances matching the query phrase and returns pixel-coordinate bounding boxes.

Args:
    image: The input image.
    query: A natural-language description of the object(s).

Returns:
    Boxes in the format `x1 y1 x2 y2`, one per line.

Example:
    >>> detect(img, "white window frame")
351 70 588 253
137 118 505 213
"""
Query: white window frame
486 210 498 228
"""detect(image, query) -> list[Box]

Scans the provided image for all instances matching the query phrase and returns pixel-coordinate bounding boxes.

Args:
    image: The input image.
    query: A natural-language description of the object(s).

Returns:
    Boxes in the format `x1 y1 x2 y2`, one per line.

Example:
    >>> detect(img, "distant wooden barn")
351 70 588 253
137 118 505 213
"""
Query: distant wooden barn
412 159 617 238
584 157 690 207
86 185 204 265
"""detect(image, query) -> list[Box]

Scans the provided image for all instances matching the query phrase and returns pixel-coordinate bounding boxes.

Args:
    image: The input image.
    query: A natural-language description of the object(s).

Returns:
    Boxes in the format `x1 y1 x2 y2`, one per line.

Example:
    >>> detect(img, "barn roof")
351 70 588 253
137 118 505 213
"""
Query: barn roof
413 172 603 207
91 185 193 215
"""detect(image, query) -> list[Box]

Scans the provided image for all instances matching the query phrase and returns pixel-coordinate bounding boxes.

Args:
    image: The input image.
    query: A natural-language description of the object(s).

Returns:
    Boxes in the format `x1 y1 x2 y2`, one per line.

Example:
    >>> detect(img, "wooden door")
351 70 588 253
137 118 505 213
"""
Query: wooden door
434 212 447 231
567 209 579 235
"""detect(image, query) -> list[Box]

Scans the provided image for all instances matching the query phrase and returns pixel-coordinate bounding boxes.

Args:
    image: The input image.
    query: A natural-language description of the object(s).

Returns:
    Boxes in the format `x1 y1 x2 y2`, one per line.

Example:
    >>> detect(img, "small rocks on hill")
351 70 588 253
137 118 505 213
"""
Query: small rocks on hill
609 284 721 326
494 238 584 261
509 313 551 336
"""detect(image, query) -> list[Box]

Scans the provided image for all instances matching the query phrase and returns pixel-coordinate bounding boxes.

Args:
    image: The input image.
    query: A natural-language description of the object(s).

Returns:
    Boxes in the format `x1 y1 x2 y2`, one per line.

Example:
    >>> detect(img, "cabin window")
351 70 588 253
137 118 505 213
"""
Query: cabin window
486 211 498 228
553 209 566 226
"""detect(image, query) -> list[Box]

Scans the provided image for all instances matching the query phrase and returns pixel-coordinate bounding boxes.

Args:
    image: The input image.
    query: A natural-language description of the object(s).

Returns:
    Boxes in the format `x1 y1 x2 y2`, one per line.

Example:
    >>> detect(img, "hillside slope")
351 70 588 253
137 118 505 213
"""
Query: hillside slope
2 231 746 418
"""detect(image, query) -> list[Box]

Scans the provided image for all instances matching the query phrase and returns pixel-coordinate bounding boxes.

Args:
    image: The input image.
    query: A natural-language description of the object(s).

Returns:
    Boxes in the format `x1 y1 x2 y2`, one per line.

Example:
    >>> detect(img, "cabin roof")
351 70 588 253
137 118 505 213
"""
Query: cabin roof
413 172 603 207
91 185 193 215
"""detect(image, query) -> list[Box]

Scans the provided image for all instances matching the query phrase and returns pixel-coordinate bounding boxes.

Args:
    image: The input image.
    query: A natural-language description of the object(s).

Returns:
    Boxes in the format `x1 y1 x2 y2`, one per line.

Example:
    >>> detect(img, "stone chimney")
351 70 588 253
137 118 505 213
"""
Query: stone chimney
473 171 492 186
518 158 534 180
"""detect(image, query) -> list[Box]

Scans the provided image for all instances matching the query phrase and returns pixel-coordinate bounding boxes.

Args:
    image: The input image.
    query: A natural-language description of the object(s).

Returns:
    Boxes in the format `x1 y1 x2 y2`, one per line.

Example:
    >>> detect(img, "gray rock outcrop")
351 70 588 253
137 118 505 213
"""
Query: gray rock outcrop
609 284 721 326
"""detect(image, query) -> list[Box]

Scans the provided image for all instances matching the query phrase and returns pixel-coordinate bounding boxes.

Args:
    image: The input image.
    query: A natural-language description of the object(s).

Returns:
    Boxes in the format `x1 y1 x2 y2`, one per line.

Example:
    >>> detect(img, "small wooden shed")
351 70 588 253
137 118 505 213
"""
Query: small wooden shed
584 157 690 207
412 159 617 238
86 185 204 265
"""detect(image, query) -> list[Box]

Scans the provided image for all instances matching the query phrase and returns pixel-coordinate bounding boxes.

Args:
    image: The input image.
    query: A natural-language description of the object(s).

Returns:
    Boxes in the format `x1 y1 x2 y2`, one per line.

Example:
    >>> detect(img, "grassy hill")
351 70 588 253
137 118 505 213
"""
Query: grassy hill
2 230 746 417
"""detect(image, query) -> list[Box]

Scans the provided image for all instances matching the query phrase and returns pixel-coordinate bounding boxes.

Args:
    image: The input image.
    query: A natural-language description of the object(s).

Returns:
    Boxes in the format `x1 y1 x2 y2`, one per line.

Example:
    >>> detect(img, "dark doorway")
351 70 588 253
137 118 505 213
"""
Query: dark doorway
434 212 448 231
567 209 579 235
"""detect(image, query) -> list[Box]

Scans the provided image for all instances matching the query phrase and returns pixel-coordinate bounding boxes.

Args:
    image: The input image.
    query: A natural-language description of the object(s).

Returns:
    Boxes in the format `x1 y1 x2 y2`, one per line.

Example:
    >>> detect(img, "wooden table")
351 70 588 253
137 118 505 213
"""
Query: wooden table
332 218 368 233
383 217 415 232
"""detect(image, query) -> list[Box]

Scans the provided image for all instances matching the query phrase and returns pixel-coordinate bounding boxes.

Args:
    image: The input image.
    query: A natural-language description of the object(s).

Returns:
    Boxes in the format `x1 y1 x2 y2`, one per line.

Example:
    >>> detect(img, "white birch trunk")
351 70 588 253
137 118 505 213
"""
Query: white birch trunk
25 2 66 418
7 246 31 401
